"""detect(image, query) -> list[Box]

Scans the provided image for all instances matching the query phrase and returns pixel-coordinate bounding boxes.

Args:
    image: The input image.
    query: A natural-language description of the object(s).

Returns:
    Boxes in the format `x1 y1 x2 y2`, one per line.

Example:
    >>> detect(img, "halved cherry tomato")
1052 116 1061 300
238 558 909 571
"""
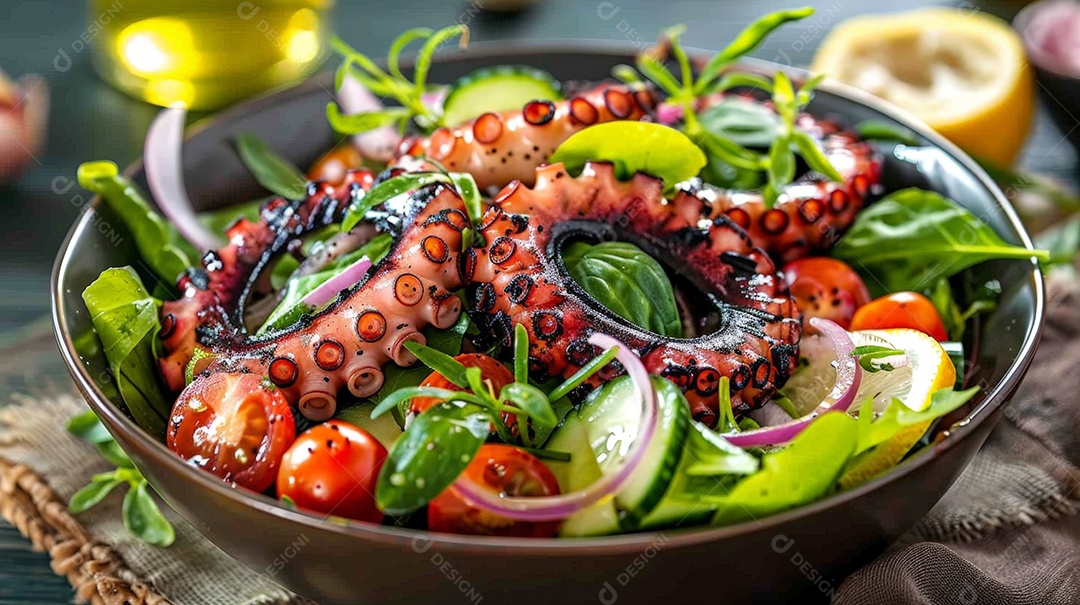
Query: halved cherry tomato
850 292 949 341
409 353 515 419
428 444 561 537
307 144 363 184
782 257 872 329
277 421 388 523
167 372 295 492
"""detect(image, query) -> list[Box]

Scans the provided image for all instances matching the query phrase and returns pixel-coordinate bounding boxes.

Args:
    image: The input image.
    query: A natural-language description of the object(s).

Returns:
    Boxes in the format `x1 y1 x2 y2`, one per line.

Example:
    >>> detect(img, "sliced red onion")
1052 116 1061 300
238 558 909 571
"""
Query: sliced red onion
452 333 658 522
725 317 861 448
300 255 373 309
337 73 400 162
145 107 223 251
656 101 684 125
421 86 447 113
750 401 794 428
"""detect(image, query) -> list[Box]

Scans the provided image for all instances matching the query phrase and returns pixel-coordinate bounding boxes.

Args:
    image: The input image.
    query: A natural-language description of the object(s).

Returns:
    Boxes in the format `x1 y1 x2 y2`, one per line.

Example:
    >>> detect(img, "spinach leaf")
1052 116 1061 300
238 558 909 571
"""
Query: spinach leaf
82 267 169 438
235 133 308 200
832 188 1051 297
258 233 393 333
550 122 707 188
123 481 176 547
711 412 858 524
563 241 682 337
78 161 195 286
375 401 491 515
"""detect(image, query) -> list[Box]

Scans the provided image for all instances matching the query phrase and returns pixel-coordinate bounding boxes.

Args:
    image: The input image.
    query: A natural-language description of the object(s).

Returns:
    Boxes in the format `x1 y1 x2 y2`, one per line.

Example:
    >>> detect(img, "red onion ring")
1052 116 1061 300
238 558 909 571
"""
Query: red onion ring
145 107 223 251
451 333 658 522
656 101 684 125
724 317 861 448
300 256 373 309
337 73 400 162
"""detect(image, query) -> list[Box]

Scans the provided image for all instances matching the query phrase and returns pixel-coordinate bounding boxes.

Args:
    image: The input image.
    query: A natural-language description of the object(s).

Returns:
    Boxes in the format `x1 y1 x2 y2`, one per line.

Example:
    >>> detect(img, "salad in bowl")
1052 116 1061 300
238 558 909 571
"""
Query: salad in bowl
72 8 1047 542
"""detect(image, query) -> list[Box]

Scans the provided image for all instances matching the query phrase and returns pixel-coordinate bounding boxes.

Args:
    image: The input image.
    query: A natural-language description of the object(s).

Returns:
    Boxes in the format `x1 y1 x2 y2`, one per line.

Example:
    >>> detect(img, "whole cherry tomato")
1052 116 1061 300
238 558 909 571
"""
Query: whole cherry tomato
782 257 872 329
850 292 949 341
409 353 515 419
167 372 295 492
277 421 388 523
428 444 561 537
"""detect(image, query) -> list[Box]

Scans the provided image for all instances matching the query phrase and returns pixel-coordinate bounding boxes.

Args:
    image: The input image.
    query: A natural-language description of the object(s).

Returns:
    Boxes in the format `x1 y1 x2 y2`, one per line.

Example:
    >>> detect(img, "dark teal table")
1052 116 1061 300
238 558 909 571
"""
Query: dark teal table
0 0 1073 603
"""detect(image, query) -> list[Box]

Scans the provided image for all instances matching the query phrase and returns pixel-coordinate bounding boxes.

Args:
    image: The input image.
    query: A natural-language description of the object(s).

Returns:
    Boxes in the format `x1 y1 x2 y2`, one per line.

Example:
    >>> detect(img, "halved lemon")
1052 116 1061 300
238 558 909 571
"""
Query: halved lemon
812 8 1035 167
838 328 957 488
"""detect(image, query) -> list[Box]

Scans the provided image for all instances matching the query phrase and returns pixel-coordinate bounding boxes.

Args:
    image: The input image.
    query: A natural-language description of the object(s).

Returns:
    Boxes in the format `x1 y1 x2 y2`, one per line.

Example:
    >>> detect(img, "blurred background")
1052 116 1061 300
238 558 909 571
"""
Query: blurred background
0 0 1076 602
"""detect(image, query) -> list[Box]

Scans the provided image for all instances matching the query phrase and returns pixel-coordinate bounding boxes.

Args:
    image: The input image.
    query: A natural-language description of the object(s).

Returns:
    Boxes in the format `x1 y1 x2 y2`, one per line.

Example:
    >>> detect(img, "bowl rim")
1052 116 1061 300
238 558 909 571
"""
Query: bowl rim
51 39 1046 555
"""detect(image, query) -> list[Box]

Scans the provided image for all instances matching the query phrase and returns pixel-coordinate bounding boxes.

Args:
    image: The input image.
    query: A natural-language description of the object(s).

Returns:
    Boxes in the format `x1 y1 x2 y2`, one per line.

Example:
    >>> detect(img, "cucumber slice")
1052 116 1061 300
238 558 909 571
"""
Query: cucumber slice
545 415 621 537
441 65 563 128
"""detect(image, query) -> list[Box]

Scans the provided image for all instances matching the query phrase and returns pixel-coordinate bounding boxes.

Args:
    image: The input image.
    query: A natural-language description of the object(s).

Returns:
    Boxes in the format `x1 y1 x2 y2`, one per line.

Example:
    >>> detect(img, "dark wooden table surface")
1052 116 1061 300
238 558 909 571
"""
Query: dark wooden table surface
0 0 1074 603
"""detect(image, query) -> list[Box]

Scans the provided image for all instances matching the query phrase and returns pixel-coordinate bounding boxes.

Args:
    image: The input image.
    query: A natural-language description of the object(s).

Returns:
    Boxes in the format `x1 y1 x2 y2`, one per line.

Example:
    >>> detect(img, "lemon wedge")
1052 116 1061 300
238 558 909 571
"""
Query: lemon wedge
838 328 957 488
812 8 1035 167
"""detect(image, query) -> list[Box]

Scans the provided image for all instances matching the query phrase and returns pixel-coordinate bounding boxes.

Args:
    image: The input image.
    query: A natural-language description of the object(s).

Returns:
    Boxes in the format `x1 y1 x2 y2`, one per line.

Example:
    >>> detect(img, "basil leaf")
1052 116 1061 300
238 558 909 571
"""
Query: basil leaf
82 267 169 438
792 129 843 182
696 7 814 92
562 242 682 337
69 473 123 514
551 122 707 188
404 340 470 389
341 172 452 231
122 481 175 547
66 411 113 444
500 382 558 428
854 119 920 146
258 233 393 333
832 188 1051 296
711 412 858 524
376 402 491 515
77 161 195 285
235 133 308 200
697 98 781 148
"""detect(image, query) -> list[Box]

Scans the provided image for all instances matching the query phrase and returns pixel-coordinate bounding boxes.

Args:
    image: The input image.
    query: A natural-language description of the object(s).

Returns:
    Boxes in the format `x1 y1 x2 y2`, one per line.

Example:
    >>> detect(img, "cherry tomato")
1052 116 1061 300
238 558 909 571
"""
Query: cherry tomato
428 444 561 537
782 257 872 329
167 372 295 492
308 144 363 184
277 421 388 523
850 292 949 341
409 354 515 419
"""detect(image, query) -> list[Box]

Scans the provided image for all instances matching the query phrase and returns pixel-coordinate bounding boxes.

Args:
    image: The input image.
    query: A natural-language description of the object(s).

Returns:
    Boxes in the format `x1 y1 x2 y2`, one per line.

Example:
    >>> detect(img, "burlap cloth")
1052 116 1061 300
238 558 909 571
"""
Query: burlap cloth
1 273 1079 604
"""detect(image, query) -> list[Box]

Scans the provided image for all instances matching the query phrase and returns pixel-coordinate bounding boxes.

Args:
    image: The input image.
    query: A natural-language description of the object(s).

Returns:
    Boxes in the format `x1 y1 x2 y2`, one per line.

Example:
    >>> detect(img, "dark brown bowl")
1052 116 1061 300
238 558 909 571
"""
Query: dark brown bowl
52 43 1044 604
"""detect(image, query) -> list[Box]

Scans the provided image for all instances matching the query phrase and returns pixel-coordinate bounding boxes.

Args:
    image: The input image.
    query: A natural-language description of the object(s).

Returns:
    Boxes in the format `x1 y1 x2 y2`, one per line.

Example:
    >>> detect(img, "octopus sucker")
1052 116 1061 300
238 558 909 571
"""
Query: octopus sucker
470 161 801 425
168 182 470 421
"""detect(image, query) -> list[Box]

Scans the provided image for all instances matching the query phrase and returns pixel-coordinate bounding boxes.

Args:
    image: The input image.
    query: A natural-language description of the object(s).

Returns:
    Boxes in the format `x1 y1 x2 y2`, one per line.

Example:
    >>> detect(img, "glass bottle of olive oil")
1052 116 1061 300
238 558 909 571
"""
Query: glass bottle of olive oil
89 0 333 110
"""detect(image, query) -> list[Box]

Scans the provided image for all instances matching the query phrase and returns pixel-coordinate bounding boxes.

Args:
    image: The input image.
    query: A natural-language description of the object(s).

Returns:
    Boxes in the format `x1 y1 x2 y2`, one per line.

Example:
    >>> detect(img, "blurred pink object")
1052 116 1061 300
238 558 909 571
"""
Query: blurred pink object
1019 0 1080 76
0 69 48 182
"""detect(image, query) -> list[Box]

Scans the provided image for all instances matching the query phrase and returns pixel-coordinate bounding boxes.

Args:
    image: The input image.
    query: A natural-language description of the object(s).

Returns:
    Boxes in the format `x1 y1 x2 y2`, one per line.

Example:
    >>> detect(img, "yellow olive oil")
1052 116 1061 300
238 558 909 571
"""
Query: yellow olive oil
89 0 333 109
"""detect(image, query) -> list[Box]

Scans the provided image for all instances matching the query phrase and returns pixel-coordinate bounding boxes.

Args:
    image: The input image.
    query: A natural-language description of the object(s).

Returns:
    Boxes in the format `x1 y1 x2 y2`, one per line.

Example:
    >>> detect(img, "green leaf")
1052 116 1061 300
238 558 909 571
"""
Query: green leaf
341 172 452 231
551 122 707 187
697 98 781 148
413 25 469 92
404 340 470 389
715 376 740 434
387 27 433 80
370 386 464 420
711 412 858 524
69 473 123 514
682 421 759 477
611 64 643 84
450 173 484 227
500 382 558 428
258 233 393 333
772 71 797 124
513 323 529 385
696 7 815 92
66 411 113 444
198 198 264 236
925 278 966 341
376 401 491 515
82 267 169 438
635 53 683 97
77 161 194 285
832 189 1051 296
235 133 308 200
547 345 619 402
122 481 175 547
97 440 134 468
764 132 795 208
854 387 979 456
792 129 843 182
854 119 920 146
326 103 409 136
702 72 774 96
562 241 683 337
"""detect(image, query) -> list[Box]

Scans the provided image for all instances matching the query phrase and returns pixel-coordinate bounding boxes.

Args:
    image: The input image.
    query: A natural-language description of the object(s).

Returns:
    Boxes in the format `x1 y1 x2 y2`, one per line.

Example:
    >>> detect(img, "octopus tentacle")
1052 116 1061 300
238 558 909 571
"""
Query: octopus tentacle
158 169 377 392
175 184 468 421
395 83 656 190
469 161 801 426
